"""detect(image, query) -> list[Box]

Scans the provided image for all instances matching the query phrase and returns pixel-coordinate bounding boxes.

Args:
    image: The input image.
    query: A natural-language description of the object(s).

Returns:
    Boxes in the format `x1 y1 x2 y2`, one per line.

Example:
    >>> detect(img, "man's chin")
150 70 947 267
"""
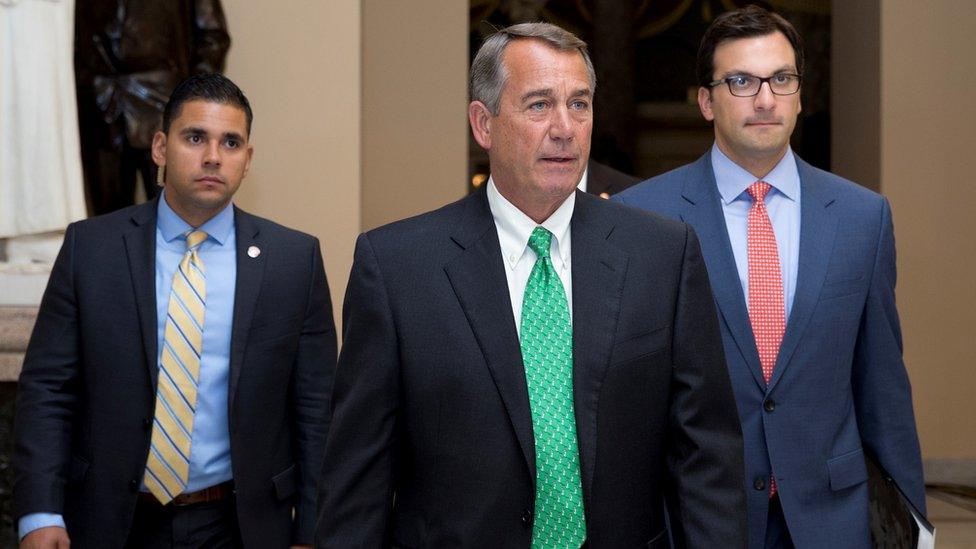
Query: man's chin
539 179 581 201
190 194 231 212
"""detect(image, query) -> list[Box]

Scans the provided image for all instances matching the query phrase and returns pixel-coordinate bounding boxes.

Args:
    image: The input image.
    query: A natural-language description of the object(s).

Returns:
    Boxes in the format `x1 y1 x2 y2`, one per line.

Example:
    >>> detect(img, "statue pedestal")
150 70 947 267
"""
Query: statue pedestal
0 262 49 381
0 306 36 381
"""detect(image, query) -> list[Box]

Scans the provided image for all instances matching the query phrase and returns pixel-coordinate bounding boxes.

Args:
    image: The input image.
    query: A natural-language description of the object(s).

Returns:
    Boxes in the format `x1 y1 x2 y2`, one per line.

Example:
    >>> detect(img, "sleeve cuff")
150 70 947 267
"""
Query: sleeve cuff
19 513 66 541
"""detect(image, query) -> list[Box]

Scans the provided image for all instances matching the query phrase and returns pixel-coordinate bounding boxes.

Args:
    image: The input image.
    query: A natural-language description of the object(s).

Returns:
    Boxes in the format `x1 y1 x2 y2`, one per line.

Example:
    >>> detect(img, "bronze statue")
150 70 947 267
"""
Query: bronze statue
75 0 230 215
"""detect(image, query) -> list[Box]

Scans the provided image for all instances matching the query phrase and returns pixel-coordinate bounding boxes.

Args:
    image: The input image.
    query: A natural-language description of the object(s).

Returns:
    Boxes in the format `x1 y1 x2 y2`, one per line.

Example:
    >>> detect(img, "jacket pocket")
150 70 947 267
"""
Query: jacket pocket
826 448 868 491
610 325 670 365
271 463 297 500
646 528 668 548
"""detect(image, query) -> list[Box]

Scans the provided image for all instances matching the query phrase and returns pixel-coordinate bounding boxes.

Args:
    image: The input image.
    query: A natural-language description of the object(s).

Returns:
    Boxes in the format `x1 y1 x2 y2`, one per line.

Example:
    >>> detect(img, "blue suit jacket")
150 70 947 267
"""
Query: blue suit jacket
615 152 925 548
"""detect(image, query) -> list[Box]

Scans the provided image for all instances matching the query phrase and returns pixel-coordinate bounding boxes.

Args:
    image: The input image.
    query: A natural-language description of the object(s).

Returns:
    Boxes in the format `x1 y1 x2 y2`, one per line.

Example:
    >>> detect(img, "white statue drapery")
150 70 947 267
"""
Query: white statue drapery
0 0 86 243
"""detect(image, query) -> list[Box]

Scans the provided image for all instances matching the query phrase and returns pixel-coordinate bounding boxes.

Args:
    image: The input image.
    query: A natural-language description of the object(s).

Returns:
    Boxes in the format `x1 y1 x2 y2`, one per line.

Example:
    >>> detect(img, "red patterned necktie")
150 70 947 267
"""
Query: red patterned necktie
746 181 785 497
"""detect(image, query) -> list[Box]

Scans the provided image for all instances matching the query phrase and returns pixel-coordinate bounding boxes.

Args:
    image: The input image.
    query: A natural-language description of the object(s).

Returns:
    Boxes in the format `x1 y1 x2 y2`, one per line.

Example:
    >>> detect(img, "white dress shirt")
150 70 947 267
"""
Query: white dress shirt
486 178 575 337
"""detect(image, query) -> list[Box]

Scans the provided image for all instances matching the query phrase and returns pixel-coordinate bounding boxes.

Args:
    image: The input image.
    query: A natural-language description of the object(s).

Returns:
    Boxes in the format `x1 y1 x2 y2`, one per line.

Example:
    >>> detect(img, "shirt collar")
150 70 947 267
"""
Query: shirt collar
486 176 575 271
577 168 588 193
157 189 235 246
711 143 800 205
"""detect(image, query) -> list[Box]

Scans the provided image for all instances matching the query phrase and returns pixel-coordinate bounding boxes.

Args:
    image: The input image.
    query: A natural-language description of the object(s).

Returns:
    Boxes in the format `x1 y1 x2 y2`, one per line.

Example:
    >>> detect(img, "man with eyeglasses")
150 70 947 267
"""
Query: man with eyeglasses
616 5 925 548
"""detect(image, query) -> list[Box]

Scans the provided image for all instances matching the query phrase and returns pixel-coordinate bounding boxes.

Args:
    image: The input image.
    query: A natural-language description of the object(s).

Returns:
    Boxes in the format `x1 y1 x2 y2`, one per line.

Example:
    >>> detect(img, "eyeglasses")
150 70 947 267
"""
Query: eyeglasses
708 73 801 97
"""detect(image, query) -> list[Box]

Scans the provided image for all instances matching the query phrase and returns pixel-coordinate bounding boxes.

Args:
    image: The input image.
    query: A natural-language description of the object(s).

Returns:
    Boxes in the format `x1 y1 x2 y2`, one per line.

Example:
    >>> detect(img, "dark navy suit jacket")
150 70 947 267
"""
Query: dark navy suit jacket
615 152 925 548
14 199 337 547
317 189 747 548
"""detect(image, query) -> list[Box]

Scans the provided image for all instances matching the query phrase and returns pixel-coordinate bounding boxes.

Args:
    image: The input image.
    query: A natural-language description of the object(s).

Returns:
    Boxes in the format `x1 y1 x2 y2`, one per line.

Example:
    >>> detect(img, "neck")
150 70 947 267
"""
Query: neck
494 185 570 225
718 142 788 180
521 200 564 225
163 193 226 229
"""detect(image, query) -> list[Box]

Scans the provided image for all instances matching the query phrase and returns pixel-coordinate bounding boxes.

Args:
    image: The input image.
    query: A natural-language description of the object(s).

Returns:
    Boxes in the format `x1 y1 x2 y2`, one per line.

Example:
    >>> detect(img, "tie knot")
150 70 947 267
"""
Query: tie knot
185 230 208 251
747 181 772 203
527 226 553 259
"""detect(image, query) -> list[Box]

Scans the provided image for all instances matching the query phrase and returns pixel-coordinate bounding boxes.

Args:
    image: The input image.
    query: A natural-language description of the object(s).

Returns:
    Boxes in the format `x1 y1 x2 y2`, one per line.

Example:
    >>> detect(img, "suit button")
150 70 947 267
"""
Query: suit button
764 399 776 412
521 509 533 528
130 479 139 492
753 477 766 491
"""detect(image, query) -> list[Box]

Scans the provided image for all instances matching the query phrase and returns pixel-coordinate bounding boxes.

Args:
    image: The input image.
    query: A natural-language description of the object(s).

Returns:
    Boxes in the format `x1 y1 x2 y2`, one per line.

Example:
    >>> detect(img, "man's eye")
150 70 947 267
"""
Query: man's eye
570 100 589 110
529 102 547 111
772 74 792 84
225 139 239 149
188 135 202 144
729 76 753 88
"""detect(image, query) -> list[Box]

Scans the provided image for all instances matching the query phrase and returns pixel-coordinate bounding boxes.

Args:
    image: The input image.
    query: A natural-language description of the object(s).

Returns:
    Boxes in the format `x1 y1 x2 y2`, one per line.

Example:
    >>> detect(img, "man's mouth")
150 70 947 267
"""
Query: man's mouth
540 155 577 164
197 176 224 184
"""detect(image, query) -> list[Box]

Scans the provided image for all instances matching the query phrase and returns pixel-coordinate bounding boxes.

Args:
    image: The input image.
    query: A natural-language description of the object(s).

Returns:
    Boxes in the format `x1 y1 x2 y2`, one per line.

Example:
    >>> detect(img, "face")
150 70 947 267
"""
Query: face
469 39 592 217
152 100 253 224
698 31 801 169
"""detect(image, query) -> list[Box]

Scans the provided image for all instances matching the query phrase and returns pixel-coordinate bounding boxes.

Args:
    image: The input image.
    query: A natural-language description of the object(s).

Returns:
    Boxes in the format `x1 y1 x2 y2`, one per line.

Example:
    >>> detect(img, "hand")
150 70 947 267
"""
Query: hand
20 526 70 549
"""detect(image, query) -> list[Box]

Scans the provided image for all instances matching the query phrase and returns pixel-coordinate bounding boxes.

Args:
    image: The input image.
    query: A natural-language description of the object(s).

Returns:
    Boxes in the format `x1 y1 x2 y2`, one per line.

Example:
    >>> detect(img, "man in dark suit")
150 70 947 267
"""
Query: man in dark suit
14 74 336 548
615 6 925 548
317 23 746 548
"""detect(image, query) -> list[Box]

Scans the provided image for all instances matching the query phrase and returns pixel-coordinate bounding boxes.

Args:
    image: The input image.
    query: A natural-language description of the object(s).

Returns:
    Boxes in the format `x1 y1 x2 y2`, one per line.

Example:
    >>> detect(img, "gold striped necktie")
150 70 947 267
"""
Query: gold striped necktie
144 230 208 503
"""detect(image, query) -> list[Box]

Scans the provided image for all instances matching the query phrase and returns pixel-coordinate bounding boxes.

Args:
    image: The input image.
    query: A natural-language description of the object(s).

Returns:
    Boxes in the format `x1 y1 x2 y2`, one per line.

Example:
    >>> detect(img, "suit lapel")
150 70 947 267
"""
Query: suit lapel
123 200 160 390
767 159 837 390
228 208 267 416
442 191 537 480
679 154 766 389
569 192 627 500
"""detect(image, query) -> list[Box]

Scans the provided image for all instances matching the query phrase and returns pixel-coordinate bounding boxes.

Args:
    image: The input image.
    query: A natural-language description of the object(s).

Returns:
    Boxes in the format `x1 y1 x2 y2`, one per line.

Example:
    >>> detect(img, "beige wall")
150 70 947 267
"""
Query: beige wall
880 0 976 458
222 1 362 320
361 1 468 230
222 1 468 322
215 3 976 463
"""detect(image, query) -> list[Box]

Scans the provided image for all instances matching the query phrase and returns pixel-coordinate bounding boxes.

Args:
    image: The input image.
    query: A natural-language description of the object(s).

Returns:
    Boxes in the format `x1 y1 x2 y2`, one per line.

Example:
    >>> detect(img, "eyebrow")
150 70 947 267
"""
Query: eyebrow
179 127 246 142
519 87 593 103
719 65 797 78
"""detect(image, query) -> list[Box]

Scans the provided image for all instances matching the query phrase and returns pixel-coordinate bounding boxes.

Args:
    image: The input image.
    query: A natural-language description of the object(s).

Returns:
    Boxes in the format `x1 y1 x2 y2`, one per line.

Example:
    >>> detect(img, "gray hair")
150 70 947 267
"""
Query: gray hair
470 22 596 116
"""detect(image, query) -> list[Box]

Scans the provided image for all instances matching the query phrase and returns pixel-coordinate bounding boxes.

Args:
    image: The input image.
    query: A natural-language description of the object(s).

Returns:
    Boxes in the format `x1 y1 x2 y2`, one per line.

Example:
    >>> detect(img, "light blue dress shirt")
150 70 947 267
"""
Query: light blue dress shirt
712 144 801 319
20 192 237 540
153 191 236 491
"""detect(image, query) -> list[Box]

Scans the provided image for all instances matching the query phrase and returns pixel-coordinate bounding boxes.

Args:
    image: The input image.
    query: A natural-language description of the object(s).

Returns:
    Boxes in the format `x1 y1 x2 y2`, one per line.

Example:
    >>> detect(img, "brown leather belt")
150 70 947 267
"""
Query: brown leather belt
138 481 233 507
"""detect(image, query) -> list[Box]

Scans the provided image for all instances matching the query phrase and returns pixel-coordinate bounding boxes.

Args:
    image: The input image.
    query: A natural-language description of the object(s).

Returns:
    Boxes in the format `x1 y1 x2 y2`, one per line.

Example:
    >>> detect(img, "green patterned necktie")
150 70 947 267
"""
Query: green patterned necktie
520 226 587 548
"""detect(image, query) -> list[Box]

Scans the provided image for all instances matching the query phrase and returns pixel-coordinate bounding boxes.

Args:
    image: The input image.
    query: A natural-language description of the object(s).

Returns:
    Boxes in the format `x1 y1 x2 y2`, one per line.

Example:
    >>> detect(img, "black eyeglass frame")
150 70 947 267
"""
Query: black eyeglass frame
707 73 802 97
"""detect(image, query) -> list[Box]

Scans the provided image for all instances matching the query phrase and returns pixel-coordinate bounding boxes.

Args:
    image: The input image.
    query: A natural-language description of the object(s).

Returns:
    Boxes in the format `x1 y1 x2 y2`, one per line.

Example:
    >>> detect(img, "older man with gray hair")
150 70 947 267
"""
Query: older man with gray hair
316 22 747 548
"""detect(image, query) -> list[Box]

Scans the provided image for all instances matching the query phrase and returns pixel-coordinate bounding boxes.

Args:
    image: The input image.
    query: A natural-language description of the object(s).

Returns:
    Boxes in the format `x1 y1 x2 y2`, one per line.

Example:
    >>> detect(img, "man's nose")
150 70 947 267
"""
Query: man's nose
203 141 221 165
549 106 575 141
753 81 777 110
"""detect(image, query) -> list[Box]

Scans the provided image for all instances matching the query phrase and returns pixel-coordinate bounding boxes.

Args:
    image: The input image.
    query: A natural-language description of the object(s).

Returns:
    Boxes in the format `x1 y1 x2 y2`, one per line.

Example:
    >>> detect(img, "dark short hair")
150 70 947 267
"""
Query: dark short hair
161 73 254 136
696 4 804 88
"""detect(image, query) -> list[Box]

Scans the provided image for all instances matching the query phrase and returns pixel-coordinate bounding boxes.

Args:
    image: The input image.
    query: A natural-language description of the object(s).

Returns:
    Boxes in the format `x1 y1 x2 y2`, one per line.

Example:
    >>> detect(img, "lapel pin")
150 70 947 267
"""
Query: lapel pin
247 245 261 258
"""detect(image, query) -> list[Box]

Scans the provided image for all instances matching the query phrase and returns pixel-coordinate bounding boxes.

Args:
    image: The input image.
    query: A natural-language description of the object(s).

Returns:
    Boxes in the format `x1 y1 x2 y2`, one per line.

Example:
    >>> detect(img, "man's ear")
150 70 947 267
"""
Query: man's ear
468 101 493 150
697 86 715 122
151 131 167 167
151 131 167 184
243 145 254 178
